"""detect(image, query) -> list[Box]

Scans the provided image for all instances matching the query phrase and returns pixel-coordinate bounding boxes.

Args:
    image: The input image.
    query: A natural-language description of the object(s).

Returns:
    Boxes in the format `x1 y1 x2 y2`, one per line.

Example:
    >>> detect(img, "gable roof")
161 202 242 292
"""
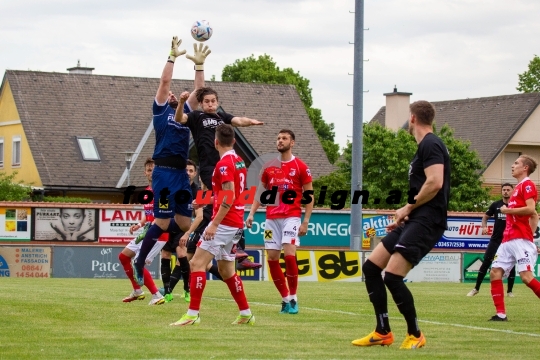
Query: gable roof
370 93 540 168
3 70 334 189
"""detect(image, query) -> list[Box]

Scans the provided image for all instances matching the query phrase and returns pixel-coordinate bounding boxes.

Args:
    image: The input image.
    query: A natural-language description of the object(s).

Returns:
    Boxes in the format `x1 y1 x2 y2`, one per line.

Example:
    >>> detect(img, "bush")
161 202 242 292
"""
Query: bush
0 172 32 201
41 196 92 203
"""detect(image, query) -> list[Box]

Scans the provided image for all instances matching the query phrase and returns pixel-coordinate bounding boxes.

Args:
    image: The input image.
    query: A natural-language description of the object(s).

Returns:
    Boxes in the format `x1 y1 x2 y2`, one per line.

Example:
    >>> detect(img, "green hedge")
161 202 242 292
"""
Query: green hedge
41 196 93 203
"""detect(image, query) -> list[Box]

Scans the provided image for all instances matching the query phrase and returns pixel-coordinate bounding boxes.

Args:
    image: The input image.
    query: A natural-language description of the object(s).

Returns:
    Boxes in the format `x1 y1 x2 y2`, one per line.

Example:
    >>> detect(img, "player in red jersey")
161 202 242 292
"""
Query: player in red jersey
119 158 167 305
489 155 540 321
246 129 314 315
171 124 254 326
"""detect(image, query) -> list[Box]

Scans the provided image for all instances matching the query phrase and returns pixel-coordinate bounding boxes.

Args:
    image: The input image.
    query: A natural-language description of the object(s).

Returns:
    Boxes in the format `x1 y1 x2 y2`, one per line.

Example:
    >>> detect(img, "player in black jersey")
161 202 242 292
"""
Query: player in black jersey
175 86 263 269
467 184 516 297
352 100 450 350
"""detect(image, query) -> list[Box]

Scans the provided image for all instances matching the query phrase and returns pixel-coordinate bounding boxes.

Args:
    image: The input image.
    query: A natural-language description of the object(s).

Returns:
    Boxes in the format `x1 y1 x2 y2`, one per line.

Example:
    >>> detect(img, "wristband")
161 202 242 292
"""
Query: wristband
194 64 204 71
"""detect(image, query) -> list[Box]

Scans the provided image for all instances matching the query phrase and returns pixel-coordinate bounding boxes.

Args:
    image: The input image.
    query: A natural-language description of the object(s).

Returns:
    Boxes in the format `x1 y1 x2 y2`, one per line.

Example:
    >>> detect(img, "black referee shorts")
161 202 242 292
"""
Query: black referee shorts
187 232 200 254
162 231 183 253
382 220 445 267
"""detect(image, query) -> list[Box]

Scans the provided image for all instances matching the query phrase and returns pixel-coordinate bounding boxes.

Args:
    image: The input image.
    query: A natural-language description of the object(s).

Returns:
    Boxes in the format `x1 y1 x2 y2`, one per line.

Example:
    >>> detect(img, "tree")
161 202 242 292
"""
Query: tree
517 55 540 93
0 172 32 201
222 54 340 164
313 123 491 211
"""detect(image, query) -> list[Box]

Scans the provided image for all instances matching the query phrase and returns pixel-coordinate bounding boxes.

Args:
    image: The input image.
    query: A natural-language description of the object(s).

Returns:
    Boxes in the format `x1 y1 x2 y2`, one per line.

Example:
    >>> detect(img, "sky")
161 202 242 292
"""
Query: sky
1 0 539 152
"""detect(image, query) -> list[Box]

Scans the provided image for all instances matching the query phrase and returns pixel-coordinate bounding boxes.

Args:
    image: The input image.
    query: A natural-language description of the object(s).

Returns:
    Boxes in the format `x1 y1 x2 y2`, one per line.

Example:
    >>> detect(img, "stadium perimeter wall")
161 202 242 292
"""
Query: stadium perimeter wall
1 202 539 283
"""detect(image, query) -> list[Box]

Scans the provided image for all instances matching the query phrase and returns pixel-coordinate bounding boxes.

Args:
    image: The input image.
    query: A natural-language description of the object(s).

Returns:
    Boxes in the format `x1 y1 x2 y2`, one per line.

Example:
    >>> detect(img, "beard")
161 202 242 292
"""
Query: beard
169 100 179 109
277 144 290 153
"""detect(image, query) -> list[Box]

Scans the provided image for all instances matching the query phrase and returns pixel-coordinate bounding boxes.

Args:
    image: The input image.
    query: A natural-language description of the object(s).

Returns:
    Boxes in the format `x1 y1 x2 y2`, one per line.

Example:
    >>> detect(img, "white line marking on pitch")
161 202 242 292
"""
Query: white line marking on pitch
206 297 540 338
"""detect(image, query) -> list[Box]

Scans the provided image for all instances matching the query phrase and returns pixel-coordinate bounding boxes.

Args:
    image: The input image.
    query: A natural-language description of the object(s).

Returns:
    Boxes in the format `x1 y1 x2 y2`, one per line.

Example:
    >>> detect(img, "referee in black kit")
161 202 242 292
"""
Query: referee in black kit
467 183 516 297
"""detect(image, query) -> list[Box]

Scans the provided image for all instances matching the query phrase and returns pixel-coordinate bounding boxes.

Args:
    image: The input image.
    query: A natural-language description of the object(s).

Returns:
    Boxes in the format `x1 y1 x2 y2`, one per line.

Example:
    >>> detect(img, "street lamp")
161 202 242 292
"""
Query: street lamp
121 151 136 187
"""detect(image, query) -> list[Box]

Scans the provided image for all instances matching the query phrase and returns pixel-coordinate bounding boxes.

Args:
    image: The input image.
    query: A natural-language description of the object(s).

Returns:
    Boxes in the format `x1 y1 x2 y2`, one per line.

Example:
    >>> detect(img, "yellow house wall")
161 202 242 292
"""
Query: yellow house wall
483 146 540 185
510 105 540 145
0 80 42 186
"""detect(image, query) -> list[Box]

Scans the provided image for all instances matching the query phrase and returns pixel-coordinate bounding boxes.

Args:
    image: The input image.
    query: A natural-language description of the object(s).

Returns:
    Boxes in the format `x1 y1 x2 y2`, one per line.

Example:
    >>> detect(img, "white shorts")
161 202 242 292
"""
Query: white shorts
198 224 243 261
264 217 301 250
125 239 166 265
492 239 538 278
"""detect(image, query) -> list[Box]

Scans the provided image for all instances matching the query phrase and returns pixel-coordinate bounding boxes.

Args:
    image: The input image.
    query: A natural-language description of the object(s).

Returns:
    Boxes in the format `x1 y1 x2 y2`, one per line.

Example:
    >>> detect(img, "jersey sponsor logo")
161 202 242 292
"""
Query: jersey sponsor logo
289 168 296 176
235 161 246 169
202 118 223 127
264 230 273 240
159 198 169 209
283 230 296 237
518 257 530 265
219 166 227 175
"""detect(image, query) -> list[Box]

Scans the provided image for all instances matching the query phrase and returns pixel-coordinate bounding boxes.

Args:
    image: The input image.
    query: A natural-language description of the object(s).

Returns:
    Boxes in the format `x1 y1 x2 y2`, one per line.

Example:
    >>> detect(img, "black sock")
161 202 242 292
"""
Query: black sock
508 266 516 293
475 259 492 291
169 265 183 293
208 264 223 281
135 225 164 270
384 271 420 338
363 260 390 334
161 258 171 293
179 256 190 292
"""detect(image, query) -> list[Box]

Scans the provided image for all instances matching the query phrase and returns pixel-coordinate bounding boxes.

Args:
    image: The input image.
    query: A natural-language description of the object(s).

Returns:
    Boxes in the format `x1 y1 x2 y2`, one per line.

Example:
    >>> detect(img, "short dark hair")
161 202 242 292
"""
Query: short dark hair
519 154 538 175
195 87 218 103
279 129 295 141
186 159 197 171
216 124 235 147
144 157 154 168
501 183 514 189
410 100 436 126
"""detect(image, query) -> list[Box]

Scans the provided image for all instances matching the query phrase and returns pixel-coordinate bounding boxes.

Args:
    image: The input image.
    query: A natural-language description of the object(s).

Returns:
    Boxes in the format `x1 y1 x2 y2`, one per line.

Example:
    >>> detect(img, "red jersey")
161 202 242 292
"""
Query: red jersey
211 150 247 228
503 177 538 243
261 156 312 219
143 185 168 241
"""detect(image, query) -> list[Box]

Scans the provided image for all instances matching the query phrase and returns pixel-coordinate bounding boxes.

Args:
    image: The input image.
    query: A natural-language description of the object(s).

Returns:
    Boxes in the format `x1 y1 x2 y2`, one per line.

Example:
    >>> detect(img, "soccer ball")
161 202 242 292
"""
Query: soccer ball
191 20 213 42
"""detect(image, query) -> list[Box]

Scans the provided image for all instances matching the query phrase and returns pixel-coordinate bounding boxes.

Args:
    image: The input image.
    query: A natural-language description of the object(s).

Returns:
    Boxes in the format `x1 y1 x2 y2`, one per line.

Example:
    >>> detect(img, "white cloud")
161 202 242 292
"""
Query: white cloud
1 0 539 153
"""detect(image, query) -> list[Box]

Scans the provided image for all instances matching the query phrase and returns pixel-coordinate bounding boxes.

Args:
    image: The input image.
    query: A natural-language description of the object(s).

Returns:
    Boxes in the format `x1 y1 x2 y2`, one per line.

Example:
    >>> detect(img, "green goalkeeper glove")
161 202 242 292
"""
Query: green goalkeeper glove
186 43 211 70
167 36 186 63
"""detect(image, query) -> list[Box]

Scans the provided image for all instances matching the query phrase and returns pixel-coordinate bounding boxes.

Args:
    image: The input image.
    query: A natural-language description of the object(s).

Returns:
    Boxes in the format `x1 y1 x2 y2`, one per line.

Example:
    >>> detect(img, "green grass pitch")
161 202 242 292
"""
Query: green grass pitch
1 278 540 359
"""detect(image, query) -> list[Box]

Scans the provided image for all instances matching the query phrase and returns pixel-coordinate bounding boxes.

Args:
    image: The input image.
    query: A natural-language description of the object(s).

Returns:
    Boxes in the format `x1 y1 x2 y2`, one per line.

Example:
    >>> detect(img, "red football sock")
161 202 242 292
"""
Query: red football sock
284 255 299 296
526 278 540 298
118 253 140 290
189 271 207 311
224 274 250 311
143 268 158 294
268 259 289 298
490 279 505 315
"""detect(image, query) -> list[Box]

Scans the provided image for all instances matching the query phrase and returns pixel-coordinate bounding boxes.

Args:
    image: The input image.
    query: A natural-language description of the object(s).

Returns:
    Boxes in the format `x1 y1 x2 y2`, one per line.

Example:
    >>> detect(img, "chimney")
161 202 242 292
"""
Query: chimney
67 60 95 75
383 86 412 131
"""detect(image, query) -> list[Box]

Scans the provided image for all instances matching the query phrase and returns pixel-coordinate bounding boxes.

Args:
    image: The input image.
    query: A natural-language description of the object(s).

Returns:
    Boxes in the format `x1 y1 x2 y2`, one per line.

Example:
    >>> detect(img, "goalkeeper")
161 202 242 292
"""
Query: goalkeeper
132 37 211 286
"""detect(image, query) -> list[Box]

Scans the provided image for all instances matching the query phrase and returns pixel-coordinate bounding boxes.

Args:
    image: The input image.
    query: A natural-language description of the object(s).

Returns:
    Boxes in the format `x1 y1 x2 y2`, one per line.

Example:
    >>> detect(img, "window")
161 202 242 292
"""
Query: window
12 136 21 166
0 138 3 168
504 151 520 179
77 137 100 161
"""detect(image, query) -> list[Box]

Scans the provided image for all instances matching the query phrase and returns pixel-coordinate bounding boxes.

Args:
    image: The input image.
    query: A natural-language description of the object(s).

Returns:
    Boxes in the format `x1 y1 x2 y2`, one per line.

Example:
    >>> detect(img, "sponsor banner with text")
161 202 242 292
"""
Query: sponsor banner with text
463 252 540 284
51 246 159 279
404 253 461 282
0 246 51 278
34 208 97 241
0 207 31 241
99 209 145 244
264 250 362 282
